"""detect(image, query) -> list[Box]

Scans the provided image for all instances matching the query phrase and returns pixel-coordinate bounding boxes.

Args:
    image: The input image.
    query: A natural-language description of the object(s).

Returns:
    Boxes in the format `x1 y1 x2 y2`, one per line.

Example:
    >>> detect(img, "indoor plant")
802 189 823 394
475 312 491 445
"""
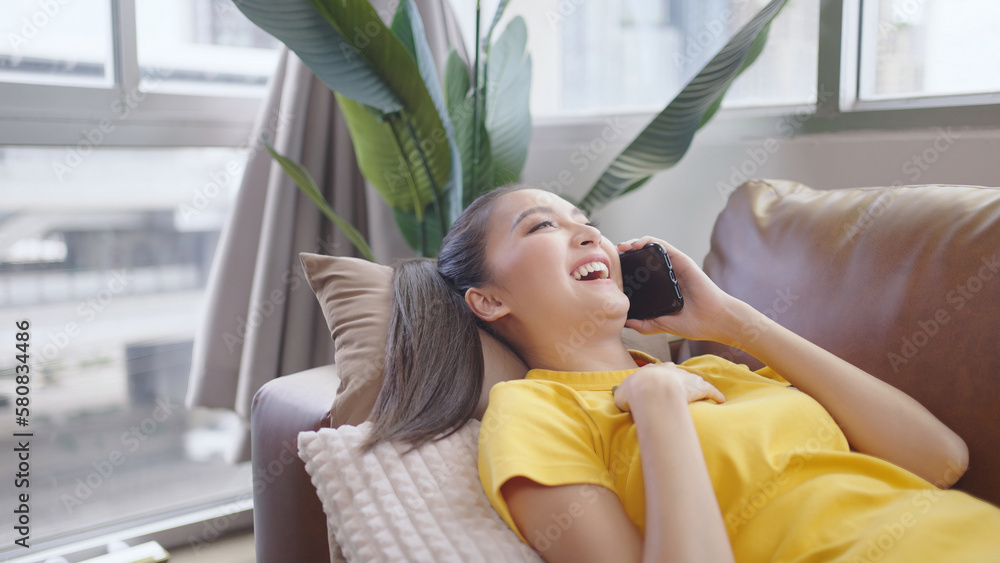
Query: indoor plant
236 0 786 259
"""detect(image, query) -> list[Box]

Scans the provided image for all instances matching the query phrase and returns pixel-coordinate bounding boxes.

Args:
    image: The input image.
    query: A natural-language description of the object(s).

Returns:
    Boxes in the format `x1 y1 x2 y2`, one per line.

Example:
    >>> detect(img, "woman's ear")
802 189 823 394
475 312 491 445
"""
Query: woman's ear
465 286 510 322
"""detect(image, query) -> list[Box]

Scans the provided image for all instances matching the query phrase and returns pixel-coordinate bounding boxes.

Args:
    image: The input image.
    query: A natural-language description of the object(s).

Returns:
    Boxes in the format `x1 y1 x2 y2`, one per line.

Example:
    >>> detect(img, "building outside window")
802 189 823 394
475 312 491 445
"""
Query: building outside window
860 0 1000 100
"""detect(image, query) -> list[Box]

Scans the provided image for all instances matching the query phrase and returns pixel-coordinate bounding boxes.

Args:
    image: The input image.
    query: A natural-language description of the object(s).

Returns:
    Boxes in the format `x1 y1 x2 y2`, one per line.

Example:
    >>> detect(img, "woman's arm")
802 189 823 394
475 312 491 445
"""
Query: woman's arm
720 302 968 488
501 479 641 561
623 366 736 562
502 364 735 563
619 236 969 489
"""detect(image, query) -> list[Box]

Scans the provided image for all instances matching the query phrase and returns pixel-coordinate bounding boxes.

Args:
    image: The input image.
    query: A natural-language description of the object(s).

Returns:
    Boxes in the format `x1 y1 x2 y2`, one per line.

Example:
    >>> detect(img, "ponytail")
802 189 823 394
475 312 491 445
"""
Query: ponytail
360 184 530 453
360 258 484 453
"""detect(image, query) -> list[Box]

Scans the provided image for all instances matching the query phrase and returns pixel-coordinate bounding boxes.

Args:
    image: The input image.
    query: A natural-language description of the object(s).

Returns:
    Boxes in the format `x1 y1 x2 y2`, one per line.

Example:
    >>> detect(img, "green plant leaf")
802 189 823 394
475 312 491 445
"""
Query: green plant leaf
231 0 402 112
307 0 451 219
392 204 445 257
262 138 376 262
485 16 531 186
471 2 483 214
450 95 495 206
239 0 452 231
698 23 773 130
482 0 512 50
444 49 471 113
389 0 464 229
577 0 787 213
335 93 424 215
444 49 494 204
390 4 418 58
392 207 421 253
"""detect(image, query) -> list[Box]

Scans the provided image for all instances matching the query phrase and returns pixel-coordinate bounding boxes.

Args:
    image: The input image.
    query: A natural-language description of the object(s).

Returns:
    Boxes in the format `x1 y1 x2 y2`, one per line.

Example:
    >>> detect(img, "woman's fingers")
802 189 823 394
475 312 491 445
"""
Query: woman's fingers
616 235 656 251
613 364 726 413
616 236 698 276
683 379 725 405
615 239 641 253
669 367 727 405
697 379 727 404
612 385 629 412
624 317 666 335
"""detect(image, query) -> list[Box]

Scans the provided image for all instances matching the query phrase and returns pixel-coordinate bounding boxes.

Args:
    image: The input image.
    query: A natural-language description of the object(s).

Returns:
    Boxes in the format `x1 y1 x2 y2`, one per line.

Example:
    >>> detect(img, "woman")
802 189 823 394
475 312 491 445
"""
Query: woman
362 184 1000 562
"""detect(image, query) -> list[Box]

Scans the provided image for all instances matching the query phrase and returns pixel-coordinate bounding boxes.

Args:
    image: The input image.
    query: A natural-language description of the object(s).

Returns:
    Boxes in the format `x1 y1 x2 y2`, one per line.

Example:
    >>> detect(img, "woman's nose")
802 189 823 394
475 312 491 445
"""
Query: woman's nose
575 223 602 246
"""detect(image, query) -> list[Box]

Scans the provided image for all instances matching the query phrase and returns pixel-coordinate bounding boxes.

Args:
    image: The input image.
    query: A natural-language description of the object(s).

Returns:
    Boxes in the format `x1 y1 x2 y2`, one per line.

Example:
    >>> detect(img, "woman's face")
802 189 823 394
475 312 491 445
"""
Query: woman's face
471 188 630 334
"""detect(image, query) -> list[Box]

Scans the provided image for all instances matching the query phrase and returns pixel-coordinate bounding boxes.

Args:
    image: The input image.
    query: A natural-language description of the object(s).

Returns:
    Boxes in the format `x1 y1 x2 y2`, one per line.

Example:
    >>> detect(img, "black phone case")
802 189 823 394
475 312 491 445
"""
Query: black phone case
618 243 684 319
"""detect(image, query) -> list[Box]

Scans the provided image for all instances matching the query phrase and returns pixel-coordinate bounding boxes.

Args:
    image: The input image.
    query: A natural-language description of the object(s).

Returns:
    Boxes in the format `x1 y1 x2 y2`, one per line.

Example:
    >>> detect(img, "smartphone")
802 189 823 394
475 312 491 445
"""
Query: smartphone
618 242 684 319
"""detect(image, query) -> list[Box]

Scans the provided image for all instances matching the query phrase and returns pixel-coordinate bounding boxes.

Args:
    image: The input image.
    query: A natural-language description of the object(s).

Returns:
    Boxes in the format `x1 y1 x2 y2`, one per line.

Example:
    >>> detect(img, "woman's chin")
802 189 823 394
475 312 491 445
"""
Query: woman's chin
567 284 631 321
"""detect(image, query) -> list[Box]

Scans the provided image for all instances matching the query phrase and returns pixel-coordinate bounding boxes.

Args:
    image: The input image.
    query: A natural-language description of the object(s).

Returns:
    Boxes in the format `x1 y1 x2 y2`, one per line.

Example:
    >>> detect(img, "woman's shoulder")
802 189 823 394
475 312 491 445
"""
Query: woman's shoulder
485 378 588 415
487 376 591 400
480 379 596 436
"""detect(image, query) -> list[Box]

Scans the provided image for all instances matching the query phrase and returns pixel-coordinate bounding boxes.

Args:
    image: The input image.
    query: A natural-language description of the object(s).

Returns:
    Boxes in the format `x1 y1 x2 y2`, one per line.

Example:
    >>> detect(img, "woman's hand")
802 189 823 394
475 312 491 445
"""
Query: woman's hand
616 236 751 344
505 362 734 563
613 362 725 415
610 362 736 562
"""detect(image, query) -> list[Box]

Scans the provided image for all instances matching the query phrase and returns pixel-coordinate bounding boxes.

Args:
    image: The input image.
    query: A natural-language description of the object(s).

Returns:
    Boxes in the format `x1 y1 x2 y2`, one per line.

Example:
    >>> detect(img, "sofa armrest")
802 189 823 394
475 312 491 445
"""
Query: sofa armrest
251 364 340 563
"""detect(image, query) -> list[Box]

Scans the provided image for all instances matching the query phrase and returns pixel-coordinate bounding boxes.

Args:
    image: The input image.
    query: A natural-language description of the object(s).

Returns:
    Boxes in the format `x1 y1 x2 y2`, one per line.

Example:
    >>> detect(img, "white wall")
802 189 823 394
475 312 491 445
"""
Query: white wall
519 113 1000 264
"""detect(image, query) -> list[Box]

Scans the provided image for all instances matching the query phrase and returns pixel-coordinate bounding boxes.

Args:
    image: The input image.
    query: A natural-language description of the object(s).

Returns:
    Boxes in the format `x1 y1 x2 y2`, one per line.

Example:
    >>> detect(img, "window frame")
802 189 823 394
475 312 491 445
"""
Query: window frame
531 0 1000 137
0 0 264 147
840 0 1000 115
851 0 1000 109
4 498 252 562
741 0 1000 134
6 0 999 147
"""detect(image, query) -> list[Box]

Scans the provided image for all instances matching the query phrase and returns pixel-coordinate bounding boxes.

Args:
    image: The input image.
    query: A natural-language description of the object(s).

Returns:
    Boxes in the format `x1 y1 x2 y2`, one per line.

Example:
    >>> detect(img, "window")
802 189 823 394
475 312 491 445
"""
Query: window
859 0 1000 100
449 0 1000 126
449 0 819 117
0 146 252 557
0 0 276 557
722 0 818 108
0 0 279 147
136 0 279 97
0 0 115 88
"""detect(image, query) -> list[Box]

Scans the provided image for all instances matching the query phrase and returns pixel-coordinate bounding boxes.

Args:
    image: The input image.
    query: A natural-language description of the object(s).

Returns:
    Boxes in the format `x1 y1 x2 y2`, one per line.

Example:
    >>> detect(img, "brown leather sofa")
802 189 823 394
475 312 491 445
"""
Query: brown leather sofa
250 179 1000 562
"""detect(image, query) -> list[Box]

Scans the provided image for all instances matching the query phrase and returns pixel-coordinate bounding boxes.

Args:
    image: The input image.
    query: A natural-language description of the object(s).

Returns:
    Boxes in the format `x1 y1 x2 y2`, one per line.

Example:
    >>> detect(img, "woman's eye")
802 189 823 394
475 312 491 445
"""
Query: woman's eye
586 220 600 229
529 220 554 233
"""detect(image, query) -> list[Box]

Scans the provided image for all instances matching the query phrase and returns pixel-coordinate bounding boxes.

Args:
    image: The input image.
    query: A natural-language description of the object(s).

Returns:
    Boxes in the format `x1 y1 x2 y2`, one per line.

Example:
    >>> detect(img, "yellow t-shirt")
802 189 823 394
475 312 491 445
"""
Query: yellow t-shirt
478 351 1000 561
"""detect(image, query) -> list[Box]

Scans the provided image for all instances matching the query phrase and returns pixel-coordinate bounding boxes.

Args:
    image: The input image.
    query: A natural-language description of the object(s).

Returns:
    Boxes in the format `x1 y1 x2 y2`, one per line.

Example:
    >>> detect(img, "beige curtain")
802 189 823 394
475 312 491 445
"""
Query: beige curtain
186 0 467 462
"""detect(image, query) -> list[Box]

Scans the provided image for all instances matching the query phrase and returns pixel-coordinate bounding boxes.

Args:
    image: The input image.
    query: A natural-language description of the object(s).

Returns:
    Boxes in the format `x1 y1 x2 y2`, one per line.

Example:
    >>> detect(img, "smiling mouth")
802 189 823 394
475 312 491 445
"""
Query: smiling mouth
571 261 610 281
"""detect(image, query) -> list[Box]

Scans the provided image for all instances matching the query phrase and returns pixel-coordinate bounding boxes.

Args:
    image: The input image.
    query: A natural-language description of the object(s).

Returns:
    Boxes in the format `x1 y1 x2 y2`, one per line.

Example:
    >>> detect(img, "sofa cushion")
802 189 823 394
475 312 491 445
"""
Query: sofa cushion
299 253 394 428
298 420 543 562
689 179 1000 506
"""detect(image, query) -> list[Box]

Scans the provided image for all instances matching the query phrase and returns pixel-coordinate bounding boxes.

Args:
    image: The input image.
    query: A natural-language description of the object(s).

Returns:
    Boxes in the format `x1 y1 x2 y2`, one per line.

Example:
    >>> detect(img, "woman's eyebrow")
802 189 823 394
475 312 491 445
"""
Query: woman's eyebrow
511 205 587 231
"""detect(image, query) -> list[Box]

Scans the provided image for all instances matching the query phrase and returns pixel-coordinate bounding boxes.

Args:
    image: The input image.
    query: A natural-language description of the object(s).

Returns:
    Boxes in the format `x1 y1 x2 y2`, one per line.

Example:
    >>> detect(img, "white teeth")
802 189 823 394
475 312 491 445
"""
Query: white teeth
571 261 609 280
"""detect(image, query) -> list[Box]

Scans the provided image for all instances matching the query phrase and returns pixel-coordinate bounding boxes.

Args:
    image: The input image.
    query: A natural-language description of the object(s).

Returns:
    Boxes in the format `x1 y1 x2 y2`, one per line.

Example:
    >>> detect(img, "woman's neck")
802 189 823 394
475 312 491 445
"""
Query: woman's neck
518 334 641 373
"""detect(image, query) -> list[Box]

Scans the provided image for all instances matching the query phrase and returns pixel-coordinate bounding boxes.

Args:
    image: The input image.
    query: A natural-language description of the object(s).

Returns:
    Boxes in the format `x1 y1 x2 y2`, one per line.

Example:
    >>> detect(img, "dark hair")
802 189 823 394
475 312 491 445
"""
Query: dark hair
360 184 531 453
